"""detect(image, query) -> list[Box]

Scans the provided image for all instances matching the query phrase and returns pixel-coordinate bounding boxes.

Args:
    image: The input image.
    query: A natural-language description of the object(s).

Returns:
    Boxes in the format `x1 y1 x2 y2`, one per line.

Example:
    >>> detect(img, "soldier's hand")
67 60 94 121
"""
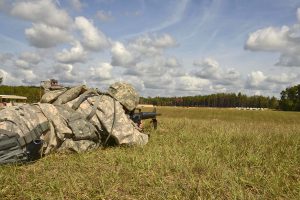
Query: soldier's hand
135 121 143 132
138 121 143 129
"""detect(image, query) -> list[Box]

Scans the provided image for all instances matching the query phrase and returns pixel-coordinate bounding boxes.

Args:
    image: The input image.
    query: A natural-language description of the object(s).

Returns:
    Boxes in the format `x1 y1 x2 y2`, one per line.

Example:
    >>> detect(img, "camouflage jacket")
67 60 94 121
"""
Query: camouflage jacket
0 85 148 155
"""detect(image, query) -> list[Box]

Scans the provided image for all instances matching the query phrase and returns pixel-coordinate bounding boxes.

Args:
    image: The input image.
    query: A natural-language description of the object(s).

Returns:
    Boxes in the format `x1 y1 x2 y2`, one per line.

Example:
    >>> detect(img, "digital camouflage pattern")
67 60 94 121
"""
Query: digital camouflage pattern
0 104 49 138
0 82 148 157
108 82 139 111
40 88 67 103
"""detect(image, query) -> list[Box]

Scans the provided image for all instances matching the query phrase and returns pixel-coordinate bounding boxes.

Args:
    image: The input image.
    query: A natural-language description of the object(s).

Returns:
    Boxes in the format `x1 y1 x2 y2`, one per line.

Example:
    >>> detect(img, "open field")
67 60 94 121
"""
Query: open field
1 107 300 199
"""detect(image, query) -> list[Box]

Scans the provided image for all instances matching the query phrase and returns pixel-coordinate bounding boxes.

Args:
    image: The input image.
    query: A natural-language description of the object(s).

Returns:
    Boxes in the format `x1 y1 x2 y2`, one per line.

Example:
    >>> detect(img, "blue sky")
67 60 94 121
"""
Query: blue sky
0 0 300 97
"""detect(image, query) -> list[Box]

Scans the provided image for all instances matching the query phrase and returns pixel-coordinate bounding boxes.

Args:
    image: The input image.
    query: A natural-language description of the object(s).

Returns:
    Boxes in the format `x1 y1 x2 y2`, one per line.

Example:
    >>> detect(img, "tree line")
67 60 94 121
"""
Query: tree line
279 84 300 111
1 84 299 111
0 85 41 103
140 92 279 109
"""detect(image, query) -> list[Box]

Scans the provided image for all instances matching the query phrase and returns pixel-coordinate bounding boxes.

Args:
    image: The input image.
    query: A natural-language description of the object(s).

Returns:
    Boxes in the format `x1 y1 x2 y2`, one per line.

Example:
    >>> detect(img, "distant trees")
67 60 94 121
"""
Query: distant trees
279 84 300 111
0 85 280 109
0 85 40 103
140 93 279 109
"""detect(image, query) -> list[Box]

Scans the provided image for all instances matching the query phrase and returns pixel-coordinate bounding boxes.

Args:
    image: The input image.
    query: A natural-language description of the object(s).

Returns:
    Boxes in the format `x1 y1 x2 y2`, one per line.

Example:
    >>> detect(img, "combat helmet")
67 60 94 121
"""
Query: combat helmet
108 82 139 111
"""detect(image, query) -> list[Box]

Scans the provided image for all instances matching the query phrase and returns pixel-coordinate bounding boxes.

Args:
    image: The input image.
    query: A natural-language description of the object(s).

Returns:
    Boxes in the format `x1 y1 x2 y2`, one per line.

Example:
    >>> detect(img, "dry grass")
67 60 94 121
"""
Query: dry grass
1 107 300 199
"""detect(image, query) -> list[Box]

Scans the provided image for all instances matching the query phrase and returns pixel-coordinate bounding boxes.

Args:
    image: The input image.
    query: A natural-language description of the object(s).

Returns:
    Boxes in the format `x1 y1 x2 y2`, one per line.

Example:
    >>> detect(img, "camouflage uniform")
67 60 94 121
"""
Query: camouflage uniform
0 82 148 156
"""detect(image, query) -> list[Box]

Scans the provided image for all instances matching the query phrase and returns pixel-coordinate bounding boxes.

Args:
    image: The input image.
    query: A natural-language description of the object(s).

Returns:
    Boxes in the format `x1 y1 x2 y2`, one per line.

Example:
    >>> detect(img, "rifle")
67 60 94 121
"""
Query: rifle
130 106 161 129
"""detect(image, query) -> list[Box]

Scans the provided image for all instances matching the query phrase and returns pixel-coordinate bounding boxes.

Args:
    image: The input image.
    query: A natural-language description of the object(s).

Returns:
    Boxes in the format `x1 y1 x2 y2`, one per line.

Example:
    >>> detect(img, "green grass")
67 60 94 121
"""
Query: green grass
1 107 300 199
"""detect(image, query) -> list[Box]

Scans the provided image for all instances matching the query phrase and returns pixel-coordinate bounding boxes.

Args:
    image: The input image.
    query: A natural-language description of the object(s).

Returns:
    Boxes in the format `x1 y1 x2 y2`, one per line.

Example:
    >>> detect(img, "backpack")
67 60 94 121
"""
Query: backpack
0 121 49 164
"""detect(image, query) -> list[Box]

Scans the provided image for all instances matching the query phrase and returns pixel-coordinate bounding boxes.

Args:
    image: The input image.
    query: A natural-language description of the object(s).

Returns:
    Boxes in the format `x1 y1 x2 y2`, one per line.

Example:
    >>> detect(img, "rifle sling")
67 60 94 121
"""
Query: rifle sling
86 94 103 121
104 98 116 146
17 121 50 147
72 89 99 110
0 121 49 164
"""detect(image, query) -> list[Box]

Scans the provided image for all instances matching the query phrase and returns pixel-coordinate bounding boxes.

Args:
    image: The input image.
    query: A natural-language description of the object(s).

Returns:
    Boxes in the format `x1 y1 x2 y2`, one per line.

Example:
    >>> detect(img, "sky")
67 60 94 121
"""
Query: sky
0 0 300 97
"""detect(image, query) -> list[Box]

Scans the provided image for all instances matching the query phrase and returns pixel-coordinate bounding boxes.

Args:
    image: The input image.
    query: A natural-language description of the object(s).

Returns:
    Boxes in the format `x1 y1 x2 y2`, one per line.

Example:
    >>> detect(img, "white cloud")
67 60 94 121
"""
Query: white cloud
12 52 41 73
143 73 175 90
0 69 21 85
123 56 183 78
224 68 240 81
111 34 177 68
20 52 41 64
109 33 187 93
210 85 227 93
52 63 73 74
245 71 267 89
96 10 114 22
152 34 177 48
69 0 83 11
136 60 166 76
244 70 300 95
193 57 218 67
56 41 87 64
11 0 72 29
15 59 30 70
194 58 221 79
245 9 300 67
193 58 241 87
5 67 40 85
90 62 112 80
266 73 298 84
0 52 13 63
111 42 136 66
276 53 300 66
169 68 186 77
20 69 38 83
129 34 177 57
245 26 292 51
25 23 72 48
219 69 241 86
75 16 110 51
51 63 78 84
165 57 180 68
176 75 210 91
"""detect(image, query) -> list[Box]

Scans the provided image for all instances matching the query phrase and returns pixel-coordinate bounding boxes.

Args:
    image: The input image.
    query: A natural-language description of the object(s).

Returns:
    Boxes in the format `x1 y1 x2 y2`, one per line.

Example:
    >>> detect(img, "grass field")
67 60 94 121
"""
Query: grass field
1 107 300 199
